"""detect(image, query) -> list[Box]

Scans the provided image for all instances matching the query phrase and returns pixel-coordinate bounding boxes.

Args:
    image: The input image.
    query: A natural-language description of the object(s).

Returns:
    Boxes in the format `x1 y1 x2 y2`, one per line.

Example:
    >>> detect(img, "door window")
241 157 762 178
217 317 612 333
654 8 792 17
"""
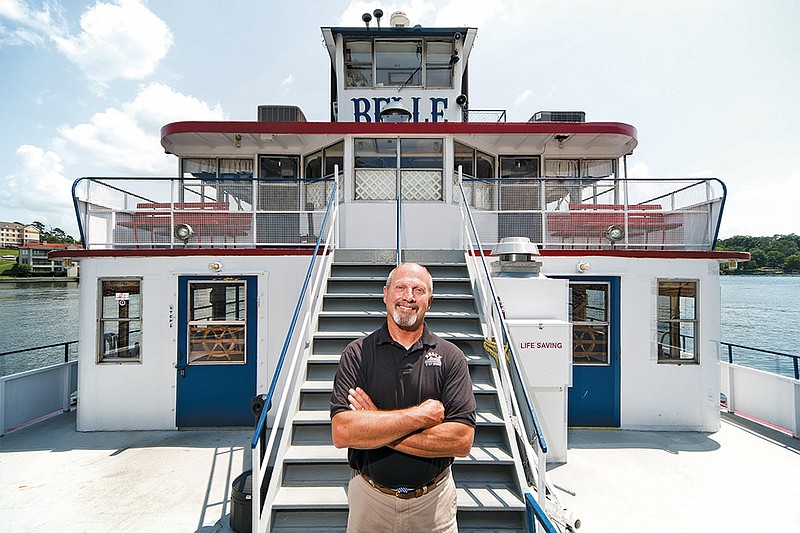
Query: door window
569 282 610 365
187 281 247 364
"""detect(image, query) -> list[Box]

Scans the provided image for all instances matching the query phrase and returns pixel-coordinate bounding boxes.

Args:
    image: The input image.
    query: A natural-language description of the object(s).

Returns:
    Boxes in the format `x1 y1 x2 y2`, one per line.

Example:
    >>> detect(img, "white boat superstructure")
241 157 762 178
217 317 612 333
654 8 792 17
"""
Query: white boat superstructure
3 10 782 533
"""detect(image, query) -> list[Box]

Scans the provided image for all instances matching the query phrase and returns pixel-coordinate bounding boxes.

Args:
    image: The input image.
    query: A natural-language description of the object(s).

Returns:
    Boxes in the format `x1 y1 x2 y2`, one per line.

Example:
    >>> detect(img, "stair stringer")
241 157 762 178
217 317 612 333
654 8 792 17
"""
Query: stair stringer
259 260 334 533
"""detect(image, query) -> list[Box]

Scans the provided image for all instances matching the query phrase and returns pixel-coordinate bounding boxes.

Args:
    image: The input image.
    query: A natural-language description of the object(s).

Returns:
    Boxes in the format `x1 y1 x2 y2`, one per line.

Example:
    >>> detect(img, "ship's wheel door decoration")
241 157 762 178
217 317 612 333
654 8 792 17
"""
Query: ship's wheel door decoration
176 276 257 426
565 278 621 427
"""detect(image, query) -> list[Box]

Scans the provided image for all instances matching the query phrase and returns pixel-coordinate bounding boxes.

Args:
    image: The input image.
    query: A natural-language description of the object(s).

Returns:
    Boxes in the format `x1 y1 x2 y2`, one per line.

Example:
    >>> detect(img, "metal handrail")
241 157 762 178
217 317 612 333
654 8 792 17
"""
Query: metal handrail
457 170 564 530
396 193 402 265
526 493 560 533
459 176 726 251
71 175 336 249
457 176 549 454
250 176 338 532
0 340 78 360
251 179 338 449
721 341 800 380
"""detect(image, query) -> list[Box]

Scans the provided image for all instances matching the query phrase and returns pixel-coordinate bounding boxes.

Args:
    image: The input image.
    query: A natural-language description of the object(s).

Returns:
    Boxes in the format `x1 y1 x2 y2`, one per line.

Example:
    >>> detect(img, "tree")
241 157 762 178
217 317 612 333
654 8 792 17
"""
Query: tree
29 221 77 244
784 254 800 272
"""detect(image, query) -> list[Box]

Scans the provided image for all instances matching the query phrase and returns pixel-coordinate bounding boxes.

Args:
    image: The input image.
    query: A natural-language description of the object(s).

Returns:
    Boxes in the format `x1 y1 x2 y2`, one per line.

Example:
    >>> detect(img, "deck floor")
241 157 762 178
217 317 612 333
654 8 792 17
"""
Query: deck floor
2 411 799 532
547 413 800 532
0 411 250 533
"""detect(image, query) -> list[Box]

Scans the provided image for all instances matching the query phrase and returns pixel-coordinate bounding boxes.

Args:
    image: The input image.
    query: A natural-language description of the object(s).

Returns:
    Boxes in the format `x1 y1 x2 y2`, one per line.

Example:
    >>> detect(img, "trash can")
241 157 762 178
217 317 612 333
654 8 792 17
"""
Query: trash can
230 469 252 533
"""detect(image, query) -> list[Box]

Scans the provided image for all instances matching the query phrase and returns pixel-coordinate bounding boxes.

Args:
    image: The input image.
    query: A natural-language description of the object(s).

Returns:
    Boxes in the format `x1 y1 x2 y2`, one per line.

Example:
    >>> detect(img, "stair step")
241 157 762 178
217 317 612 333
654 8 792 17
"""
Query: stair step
310 337 490 359
271 484 524 510
292 406 504 427
270 509 526 532
307 351 491 365
318 310 480 320
283 442 515 464
301 379 497 395
312 330 485 341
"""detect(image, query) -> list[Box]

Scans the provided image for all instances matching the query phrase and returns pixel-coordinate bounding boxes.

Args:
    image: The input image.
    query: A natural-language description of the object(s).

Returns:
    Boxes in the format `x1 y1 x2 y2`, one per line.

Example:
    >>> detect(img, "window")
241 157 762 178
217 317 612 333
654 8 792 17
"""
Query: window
345 40 373 87
98 279 142 362
353 138 443 201
344 38 455 89
187 281 247 364
657 280 698 363
425 40 454 88
570 282 610 365
454 142 495 208
376 40 421 86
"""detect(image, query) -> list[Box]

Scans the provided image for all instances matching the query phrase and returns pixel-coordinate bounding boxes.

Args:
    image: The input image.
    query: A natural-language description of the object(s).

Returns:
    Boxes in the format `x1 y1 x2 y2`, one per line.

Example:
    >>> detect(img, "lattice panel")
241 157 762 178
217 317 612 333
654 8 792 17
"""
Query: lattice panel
401 170 442 201
304 180 332 210
355 169 395 200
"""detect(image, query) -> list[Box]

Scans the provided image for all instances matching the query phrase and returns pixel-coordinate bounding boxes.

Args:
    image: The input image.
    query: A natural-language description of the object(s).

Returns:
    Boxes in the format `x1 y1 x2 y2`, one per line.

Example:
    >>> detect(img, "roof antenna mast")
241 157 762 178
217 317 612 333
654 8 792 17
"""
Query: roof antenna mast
373 9 384 28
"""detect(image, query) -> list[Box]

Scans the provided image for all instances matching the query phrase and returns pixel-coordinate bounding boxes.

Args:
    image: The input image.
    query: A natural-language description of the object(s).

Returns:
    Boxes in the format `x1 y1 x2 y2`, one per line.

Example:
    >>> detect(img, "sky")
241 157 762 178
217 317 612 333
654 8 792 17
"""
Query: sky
1 0 798 239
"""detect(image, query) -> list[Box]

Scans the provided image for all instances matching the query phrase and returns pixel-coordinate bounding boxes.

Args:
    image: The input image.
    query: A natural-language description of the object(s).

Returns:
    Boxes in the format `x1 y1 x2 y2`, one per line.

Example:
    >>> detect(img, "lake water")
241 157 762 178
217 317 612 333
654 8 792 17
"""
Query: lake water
719 275 799 378
0 276 798 377
0 281 80 376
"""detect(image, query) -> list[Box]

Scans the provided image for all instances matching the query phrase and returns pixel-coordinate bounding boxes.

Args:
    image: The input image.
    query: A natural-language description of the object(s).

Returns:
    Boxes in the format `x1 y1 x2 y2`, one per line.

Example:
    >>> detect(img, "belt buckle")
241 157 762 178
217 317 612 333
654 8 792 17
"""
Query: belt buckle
394 486 411 495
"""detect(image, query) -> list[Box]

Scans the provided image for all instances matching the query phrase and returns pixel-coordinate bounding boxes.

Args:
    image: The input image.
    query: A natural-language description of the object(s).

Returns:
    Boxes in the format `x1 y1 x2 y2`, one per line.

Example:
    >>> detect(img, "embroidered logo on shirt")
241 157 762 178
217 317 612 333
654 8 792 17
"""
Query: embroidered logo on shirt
424 352 442 367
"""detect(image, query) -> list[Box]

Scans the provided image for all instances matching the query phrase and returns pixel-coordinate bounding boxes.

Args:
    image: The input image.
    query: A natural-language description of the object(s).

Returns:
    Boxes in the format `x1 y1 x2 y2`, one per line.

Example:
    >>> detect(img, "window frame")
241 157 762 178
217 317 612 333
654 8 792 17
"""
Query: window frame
344 37 455 89
656 279 699 364
97 277 142 364
186 280 248 365
569 281 611 366
353 137 444 202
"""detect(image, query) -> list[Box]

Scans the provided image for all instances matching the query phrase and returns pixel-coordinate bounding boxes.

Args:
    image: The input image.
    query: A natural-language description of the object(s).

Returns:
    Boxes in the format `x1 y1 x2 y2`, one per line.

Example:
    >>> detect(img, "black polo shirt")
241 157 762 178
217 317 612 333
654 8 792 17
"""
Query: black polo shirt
330 322 476 488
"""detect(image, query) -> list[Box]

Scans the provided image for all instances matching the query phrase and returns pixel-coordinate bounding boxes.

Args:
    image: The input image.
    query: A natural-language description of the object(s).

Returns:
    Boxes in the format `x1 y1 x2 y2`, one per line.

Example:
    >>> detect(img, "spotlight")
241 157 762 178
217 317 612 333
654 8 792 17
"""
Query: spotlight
605 225 625 242
174 223 194 243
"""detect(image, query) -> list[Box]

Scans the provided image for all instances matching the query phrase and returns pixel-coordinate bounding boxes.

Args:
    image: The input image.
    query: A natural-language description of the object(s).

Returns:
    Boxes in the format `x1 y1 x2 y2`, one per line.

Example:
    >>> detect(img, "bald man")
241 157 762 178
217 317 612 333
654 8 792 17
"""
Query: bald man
330 263 476 532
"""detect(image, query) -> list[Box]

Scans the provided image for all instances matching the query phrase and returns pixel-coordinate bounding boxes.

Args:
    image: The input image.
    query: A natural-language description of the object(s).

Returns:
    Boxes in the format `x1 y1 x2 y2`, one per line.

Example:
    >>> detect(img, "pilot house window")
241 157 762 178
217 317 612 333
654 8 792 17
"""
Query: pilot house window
344 38 455 89
657 280 699 364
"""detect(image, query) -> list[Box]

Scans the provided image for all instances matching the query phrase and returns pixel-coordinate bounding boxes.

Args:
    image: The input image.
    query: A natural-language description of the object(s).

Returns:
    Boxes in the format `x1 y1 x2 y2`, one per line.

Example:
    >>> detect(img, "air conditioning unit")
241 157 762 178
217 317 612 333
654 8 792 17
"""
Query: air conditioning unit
257 105 307 122
529 111 586 123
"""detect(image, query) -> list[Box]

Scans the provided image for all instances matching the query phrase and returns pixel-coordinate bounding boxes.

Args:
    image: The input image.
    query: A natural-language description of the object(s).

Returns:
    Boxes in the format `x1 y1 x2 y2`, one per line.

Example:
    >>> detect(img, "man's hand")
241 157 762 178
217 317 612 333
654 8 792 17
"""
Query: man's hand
414 398 445 428
349 387 443 428
348 387 377 411
332 389 446 450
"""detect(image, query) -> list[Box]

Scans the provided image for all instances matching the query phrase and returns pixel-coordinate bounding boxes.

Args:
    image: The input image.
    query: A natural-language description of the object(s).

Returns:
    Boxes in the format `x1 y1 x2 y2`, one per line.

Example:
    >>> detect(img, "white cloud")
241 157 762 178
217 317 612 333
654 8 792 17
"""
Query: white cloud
281 74 293 95
1 145 75 231
0 0 61 45
55 82 224 175
627 162 651 177
50 0 173 89
513 89 533 107
1 83 225 235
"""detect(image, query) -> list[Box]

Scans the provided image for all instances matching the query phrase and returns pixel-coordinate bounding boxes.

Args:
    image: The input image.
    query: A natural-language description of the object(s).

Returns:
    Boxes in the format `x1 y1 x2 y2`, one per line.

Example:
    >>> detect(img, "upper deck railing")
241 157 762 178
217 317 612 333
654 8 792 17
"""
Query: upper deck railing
72 175 725 252
71 176 338 249
457 176 726 250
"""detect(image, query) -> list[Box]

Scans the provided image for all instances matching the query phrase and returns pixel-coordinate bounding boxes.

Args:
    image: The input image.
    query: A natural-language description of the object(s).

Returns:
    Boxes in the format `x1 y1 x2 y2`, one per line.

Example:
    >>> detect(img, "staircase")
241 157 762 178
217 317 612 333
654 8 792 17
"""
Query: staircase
264 250 529 532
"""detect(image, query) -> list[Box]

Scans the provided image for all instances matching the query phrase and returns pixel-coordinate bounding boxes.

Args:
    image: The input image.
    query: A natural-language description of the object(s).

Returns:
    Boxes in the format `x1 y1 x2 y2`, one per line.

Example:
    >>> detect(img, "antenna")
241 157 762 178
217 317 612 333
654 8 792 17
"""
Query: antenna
362 12 372 28
373 9 383 28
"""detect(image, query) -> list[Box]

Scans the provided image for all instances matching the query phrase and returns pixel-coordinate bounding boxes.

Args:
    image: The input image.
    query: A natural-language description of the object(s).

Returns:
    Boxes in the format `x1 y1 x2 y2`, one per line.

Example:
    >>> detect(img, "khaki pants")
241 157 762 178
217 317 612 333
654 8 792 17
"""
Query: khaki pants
346 468 458 533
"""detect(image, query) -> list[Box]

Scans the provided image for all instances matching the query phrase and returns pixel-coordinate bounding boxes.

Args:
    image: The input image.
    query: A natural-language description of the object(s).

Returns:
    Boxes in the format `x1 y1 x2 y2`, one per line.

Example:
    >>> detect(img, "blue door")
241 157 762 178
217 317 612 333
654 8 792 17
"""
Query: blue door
176 276 257 426
565 277 620 427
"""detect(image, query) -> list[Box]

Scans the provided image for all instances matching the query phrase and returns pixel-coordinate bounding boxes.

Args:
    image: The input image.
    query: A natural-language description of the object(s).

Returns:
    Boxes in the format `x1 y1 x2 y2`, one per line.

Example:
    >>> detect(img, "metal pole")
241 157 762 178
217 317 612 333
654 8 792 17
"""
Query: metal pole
64 342 69 363
728 343 733 364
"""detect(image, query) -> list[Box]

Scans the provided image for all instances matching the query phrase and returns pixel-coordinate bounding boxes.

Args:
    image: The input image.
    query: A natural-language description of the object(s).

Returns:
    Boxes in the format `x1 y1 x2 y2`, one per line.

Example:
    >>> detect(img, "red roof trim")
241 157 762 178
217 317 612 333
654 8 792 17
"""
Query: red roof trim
470 249 751 260
52 248 749 261
48 248 324 259
161 120 637 141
